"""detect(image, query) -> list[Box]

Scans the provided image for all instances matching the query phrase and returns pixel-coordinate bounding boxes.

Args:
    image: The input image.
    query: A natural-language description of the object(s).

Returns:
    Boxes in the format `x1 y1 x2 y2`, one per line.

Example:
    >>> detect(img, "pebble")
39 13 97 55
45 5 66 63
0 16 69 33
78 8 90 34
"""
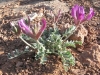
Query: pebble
16 62 23 67
18 73 22 75
0 70 3 75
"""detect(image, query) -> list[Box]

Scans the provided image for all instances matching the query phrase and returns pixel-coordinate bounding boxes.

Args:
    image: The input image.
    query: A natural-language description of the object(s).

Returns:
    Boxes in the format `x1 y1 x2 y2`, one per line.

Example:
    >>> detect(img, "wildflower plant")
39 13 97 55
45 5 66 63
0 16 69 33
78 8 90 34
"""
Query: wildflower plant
9 5 94 71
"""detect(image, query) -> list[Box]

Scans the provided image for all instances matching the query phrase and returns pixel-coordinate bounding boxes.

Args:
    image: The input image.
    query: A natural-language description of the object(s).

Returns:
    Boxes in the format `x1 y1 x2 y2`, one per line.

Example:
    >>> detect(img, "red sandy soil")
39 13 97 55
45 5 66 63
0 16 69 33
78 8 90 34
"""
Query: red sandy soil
0 0 100 75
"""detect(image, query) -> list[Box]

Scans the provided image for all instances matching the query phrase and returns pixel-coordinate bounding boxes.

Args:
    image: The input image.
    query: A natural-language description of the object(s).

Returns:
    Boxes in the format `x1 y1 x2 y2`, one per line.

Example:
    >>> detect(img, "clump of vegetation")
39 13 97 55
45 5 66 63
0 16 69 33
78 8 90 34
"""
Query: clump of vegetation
9 5 94 71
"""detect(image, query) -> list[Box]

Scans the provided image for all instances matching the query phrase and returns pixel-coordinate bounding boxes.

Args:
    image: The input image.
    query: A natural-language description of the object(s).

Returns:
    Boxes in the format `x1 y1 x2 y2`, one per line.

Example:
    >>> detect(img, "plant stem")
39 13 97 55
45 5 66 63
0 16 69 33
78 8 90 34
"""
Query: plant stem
53 23 56 32
19 36 34 49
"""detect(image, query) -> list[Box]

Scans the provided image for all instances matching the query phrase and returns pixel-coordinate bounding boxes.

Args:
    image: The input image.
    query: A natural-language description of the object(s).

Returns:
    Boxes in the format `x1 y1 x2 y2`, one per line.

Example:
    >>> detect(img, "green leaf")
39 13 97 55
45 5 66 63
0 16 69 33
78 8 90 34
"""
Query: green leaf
40 54 47 64
64 40 76 48
74 41 82 45
59 50 75 71
64 40 82 48
62 25 76 38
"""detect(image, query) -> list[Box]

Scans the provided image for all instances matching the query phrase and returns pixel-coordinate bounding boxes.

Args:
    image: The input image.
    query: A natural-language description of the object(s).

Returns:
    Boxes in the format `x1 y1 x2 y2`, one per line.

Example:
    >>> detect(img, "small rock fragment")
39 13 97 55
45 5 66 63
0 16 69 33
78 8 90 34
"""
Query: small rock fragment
69 25 88 44
0 70 3 75
16 62 23 67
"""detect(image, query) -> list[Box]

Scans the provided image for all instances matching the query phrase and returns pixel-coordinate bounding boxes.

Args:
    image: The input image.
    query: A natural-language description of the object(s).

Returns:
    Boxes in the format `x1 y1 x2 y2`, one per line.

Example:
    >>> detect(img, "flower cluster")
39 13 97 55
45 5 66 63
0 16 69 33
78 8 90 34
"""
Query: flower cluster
71 5 94 25
11 18 46 40
9 4 94 71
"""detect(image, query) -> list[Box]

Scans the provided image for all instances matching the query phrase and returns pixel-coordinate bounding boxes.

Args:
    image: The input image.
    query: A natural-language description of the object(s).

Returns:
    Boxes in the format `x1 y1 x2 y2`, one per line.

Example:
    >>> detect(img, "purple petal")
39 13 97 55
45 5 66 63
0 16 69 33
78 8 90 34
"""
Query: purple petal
18 19 33 37
40 18 46 32
77 6 85 21
36 18 46 40
71 5 79 20
85 8 94 20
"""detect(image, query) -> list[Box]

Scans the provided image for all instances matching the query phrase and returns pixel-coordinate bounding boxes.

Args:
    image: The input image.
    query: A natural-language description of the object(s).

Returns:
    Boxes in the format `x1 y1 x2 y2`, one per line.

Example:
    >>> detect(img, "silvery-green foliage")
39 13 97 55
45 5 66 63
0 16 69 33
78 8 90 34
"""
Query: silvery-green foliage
58 50 75 70
62 25 76 40
8 25 82 71
8 46 30 59
31 26 81 71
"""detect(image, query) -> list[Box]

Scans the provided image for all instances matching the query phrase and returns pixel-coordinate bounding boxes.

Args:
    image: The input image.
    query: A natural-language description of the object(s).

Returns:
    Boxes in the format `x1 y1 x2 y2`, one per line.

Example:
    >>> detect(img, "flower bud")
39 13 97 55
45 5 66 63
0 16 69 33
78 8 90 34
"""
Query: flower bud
10 21 21 35
36 18 46 40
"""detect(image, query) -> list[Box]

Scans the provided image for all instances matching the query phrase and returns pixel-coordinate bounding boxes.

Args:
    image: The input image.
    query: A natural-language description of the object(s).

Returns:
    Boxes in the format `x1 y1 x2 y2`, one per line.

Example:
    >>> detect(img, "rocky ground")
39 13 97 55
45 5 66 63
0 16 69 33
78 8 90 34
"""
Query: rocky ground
0 0 100 75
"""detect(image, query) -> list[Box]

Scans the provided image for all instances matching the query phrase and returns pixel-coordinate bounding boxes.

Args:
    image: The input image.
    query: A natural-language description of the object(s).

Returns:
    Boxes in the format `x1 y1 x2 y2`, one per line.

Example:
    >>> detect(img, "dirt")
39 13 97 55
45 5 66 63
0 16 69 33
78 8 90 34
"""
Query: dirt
0 0 100 75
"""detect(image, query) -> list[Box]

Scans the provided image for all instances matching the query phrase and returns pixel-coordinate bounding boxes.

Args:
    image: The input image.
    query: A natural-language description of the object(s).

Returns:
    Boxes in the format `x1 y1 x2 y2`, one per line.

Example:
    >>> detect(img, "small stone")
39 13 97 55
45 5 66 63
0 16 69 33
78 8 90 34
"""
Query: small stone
0 70 3 75
76 61 82 67
3 73 8 75
25 69 28 73
71 69 86 75
16 62 23 67
21 70 24 72
3 37 8 41
0 51 4 55
69 25 88 44
18 73 22 75
92 0 100 8
71 69 80 75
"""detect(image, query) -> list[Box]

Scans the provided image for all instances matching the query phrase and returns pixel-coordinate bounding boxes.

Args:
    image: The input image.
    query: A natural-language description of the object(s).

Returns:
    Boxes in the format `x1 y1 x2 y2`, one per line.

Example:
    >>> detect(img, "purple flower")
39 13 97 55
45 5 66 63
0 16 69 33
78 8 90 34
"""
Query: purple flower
18 19 35 39
36 18 46 40
85 8 94 20
18 18 46 40
71 5 94 25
